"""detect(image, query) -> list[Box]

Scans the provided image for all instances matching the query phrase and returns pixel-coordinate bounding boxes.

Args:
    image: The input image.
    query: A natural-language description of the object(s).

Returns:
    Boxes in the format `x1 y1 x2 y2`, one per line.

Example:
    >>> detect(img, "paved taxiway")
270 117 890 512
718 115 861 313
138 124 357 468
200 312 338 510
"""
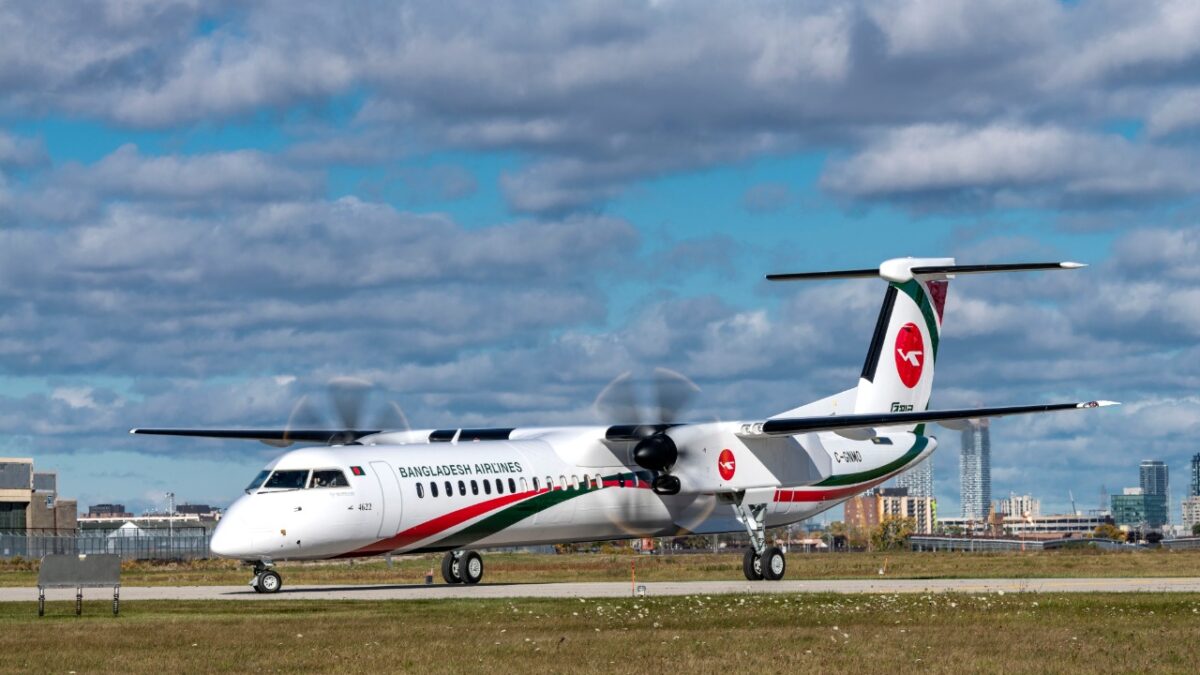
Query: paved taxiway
7 577 1200 602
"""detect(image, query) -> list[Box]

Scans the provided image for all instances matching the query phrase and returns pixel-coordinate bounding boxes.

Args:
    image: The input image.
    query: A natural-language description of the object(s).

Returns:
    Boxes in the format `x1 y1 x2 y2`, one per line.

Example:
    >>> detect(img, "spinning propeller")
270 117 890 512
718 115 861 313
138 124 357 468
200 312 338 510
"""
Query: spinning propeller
595 367 700 495
276 377 411 446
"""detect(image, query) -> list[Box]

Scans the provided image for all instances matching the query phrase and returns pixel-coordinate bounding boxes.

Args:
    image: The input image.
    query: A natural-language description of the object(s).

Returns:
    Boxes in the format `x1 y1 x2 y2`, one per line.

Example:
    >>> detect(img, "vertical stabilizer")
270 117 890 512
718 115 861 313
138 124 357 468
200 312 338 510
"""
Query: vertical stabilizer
853 257 953 420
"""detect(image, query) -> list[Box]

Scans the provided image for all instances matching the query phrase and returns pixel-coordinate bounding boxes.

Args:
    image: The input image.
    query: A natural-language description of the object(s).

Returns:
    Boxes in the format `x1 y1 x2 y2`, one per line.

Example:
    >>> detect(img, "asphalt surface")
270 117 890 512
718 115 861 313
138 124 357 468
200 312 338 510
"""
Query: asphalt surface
8 577 1200 602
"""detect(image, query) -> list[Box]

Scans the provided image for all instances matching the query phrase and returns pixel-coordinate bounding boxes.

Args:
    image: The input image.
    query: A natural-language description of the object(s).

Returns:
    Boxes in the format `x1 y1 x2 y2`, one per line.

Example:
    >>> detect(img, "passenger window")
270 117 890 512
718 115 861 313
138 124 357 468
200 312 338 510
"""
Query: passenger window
520 477 528 492
508 477 517 493
546 476 553 490
471 480 479 495
559 475 567 490
308 470 349 489
595 474 603 488
430 482 439 498
445 480 453 497
416 483 424 499
495 478 504 494
571 475 579 490
533 477 540 491
458 480 466 496
263 470 308 491
483 480 491 495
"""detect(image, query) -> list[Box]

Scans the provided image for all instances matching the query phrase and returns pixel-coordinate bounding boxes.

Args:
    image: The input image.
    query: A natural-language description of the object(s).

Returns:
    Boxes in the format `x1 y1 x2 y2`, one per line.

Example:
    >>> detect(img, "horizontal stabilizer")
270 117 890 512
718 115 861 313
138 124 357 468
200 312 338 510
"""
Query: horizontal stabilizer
740 400 1117 438
129 428 381 447
767 260 1085 283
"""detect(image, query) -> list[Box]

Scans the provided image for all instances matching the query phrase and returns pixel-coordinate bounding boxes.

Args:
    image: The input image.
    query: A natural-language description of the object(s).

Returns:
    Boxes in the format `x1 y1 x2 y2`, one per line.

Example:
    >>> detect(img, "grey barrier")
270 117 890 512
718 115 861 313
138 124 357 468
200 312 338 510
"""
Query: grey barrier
1 529 210 561
37 554 121 616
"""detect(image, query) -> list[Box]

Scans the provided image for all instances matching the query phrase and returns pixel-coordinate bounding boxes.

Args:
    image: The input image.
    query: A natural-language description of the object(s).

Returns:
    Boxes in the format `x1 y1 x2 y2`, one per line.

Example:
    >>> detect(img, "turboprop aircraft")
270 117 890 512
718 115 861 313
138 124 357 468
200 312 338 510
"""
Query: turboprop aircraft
132 257 1115 593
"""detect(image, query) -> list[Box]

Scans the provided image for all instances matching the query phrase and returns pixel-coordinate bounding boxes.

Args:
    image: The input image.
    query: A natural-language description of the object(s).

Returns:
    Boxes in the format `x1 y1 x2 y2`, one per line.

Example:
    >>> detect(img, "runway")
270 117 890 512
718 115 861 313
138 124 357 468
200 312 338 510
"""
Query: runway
7 577 1200 602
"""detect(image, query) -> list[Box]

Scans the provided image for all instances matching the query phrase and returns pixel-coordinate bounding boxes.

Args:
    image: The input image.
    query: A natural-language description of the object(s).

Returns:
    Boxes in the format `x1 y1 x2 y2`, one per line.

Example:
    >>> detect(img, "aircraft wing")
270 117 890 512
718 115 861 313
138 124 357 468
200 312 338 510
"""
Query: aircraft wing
740 400 1117 438
129 428 381 446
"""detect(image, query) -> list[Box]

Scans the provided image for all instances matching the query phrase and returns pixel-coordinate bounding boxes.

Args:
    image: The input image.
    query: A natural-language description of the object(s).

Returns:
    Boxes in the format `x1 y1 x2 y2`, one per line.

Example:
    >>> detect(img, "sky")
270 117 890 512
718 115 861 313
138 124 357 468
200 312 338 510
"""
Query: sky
3 0 1200 519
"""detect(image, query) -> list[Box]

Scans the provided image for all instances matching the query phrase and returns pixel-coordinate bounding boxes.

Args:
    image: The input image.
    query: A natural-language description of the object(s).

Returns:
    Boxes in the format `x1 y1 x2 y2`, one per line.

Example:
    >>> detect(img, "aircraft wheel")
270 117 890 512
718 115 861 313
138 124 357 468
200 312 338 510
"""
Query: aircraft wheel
460 551 484 585
762 546 786 581
441 551 463 584
257 570 283 593
742 548 763 581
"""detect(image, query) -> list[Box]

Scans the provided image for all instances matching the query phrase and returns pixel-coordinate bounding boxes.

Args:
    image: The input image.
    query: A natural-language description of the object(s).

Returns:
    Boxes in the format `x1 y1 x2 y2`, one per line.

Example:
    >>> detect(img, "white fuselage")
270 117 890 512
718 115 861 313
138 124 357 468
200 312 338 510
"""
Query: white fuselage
210 423 936 561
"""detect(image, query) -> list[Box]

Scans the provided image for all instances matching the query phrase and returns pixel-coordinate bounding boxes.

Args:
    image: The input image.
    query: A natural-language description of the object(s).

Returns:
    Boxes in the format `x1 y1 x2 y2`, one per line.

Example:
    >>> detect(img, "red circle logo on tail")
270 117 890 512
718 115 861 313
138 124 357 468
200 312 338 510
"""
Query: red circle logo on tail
894 322 925 388
718 448 736 481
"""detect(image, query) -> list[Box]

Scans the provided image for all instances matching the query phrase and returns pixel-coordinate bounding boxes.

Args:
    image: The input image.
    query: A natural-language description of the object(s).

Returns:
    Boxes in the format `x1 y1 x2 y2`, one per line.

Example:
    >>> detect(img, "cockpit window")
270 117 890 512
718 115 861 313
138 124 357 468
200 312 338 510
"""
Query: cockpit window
309 469 349 489
262 470 309 491
245 470 271 493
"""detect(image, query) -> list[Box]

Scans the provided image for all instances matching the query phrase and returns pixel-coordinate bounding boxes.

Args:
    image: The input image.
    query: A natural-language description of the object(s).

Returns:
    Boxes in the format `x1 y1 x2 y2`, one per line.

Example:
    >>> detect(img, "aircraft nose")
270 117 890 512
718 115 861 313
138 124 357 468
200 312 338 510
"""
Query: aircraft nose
208 519 244 558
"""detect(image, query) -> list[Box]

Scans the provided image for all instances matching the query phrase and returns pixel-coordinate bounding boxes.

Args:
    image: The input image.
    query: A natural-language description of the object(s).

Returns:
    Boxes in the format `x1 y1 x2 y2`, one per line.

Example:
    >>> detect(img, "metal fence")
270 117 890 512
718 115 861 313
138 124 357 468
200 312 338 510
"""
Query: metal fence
0 529 211 560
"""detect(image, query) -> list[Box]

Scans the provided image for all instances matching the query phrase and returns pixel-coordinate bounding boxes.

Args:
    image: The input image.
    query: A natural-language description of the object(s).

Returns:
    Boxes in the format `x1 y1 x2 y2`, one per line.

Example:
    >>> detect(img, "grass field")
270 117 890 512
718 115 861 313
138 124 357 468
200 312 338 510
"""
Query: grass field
3 593 1198 673
4 548 1200 587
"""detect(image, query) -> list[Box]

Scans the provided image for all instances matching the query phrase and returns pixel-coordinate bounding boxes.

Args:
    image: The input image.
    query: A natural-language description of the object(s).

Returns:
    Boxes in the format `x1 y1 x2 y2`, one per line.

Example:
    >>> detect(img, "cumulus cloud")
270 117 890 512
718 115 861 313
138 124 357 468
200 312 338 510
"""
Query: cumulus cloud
822 124 1200 208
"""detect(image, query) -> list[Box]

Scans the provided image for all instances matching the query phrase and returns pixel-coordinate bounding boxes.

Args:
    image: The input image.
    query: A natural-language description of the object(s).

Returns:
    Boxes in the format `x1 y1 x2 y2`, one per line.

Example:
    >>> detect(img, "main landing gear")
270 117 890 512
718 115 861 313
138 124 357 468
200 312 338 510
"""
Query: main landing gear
732 498 787 581
250 560 283 594
441 550 484 585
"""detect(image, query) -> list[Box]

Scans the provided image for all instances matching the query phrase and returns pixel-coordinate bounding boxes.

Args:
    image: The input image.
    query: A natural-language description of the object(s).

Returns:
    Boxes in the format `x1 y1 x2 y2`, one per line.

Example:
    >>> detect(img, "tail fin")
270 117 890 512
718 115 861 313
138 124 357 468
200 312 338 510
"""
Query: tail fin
768 258 1085 423
852 257 953 416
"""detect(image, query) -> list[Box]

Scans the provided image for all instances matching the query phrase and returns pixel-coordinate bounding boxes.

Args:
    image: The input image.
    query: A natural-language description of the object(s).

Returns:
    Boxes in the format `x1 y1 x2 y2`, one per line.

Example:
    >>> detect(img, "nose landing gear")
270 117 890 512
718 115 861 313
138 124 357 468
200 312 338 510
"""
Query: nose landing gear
440 550 484 585
250 561 282 593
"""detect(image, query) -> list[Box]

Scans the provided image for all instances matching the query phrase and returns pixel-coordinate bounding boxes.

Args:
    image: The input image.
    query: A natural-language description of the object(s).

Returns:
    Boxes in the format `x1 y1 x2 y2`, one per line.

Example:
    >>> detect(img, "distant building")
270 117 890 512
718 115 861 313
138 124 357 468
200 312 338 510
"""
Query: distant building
1140 459 1169 525
1003 513 1113 536
1182 496 1200 533
844 488 937 534
0 457 77 533
1112 486 1168 529
86 504 133 518
960 419 991 520
997 494 1041 519
895 457 934 498
1190 454 1200 498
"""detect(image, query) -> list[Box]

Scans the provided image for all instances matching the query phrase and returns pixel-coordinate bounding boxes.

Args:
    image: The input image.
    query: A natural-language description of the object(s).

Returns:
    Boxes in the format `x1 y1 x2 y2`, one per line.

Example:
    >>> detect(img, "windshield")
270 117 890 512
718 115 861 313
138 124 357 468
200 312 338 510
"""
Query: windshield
261 470 309 491
245 470 271 493
308 469 349 489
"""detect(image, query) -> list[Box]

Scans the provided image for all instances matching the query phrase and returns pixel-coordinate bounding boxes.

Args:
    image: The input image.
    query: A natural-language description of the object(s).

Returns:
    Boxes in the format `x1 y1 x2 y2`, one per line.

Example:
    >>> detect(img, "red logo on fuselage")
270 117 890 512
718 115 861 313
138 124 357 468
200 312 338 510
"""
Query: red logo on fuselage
894 322 924 388
718 449 736 481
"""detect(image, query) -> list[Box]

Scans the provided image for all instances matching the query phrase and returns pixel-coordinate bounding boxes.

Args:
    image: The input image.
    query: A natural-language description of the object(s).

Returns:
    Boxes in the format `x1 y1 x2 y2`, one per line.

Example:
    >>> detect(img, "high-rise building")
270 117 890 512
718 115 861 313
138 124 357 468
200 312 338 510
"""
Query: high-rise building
896 457 933 498
1190 454 1200 498
960 419 991 520
1140 460 1169 527
1140 460 1168 497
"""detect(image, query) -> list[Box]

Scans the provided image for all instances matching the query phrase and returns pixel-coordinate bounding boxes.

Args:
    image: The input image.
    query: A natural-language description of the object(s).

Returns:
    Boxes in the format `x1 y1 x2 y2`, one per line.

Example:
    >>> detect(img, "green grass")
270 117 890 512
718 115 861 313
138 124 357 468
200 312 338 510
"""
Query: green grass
4 549 1200 587
2 593 1198 673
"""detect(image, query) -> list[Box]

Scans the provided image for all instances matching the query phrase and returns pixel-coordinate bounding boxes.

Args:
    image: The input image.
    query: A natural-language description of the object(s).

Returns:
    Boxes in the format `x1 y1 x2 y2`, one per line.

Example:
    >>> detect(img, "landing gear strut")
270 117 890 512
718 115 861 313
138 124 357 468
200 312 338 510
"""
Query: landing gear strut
441 550 484 585
732 498 786 581
250 560 282 594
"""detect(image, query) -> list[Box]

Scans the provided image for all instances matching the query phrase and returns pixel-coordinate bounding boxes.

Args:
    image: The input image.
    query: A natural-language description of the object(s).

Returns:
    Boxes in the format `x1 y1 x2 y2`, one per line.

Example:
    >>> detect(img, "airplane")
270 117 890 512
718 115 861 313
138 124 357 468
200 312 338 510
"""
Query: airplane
132 257 1116 593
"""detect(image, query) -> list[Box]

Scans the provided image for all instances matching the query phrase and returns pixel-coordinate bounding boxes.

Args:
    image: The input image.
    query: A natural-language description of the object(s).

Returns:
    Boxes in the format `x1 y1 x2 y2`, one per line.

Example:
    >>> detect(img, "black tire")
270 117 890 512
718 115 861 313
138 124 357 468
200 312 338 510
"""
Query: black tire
460 551 484 585
762 546 786 581
742 548 763 581
257 570 283 593
441 551 462 584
